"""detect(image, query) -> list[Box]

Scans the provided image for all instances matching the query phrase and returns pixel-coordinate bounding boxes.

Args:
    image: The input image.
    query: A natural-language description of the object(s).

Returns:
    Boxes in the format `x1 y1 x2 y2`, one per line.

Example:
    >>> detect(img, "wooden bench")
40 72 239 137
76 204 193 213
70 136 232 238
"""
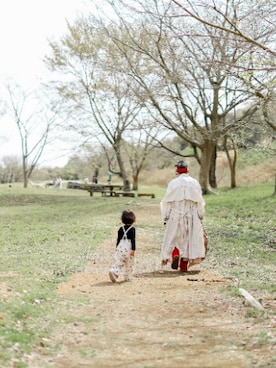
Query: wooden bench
88 187 115 196
85 184 125 197
114 192 135 197
74 184 134 198
138 193 155 198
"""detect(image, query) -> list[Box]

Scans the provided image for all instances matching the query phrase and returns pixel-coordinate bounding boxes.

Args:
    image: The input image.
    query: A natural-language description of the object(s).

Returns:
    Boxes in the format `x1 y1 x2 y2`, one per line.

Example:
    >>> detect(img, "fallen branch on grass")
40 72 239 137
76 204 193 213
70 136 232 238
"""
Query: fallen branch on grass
239 288 264 311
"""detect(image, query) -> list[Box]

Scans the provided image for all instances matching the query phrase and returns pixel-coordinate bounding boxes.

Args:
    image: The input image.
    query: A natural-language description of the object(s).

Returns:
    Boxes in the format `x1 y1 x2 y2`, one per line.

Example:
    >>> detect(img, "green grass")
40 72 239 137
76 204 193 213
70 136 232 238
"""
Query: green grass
0 185 130 366
204 182 276 292
237 141 276 168
0 182 275 366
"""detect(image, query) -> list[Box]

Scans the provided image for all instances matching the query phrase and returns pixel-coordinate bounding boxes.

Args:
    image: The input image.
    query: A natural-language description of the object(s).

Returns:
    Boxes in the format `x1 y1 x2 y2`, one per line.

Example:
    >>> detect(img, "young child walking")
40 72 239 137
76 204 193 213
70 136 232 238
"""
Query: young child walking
109 210 136 283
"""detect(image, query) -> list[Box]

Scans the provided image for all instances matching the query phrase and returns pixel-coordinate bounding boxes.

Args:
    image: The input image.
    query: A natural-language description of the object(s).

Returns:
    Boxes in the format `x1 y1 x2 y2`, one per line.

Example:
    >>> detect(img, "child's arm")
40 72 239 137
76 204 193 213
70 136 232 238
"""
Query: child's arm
130 227 136 255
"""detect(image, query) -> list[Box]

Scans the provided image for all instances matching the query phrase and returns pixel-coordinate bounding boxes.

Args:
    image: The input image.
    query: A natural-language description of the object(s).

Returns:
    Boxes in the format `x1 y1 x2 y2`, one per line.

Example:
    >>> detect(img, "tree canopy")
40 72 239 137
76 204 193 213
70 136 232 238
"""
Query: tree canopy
42 0 275 192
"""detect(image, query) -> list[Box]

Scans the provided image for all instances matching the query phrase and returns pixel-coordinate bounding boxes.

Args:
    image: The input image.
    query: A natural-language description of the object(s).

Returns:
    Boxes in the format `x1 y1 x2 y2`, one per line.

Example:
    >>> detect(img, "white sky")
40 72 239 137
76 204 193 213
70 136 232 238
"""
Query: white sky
0 0 90 167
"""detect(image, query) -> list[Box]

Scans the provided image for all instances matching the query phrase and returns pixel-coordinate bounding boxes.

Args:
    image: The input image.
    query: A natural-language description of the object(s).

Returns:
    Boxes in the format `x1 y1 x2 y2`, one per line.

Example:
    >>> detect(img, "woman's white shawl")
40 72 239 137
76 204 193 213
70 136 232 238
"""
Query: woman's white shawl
160 174 206 266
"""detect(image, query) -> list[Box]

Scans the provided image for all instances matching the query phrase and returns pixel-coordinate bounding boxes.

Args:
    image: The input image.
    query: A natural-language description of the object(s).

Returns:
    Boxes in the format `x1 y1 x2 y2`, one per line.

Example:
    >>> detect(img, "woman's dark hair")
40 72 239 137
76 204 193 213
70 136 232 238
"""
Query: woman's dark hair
121 210 136 225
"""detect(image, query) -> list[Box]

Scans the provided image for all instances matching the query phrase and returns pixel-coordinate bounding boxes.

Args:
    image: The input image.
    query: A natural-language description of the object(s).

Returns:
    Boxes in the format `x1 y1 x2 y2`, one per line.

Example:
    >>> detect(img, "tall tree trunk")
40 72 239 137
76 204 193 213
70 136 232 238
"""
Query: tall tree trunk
209 145 217 188
230 148 237 188
23 156 28 188
223 137 237 188
132 174 138 191
113 144 130 189
199 140 216 194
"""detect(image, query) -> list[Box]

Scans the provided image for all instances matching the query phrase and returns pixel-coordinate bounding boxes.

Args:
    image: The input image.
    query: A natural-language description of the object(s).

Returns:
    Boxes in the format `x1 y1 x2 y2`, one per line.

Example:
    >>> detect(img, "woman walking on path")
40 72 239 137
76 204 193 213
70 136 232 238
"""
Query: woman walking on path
161 161 207 272
109 210 136 282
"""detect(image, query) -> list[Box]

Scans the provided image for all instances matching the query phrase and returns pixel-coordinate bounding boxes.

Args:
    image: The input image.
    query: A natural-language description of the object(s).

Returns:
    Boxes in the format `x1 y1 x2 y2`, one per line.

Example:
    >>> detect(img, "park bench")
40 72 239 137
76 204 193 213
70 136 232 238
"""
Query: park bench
67 183 155 199
70 184 113 196
87 186 115 196
138 193 155 198
114 192 135 197
83 184 125 197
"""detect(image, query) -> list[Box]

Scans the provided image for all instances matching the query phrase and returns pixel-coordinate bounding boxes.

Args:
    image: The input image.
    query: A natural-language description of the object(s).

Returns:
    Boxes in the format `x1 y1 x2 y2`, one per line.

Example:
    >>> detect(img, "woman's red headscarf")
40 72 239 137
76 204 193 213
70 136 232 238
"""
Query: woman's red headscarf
175 160 189 174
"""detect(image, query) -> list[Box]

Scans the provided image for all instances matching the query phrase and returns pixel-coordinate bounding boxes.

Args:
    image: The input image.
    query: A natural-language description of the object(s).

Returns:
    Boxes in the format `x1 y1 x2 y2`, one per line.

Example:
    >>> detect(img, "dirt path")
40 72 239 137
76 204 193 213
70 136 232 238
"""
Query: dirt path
36 205 275 367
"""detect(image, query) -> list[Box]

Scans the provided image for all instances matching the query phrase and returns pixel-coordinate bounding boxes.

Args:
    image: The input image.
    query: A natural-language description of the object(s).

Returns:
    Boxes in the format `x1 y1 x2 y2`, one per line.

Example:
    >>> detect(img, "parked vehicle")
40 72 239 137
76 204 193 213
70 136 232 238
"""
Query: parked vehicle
66 181 82 189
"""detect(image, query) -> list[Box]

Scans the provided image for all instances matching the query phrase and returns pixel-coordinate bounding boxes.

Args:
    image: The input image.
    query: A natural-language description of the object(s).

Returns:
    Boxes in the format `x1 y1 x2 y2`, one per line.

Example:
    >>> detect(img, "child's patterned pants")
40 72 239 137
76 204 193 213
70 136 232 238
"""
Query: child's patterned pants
111 241 134 281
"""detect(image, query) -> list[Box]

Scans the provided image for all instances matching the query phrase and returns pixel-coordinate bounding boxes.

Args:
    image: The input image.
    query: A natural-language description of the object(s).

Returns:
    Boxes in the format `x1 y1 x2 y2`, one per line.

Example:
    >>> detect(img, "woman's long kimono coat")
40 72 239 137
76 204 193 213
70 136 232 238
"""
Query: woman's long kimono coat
160 173 206 267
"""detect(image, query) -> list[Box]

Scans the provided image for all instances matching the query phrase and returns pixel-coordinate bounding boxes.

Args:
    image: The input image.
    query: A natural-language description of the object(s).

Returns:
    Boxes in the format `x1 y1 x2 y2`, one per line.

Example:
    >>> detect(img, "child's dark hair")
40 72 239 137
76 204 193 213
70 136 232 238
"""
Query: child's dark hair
121 210 136 225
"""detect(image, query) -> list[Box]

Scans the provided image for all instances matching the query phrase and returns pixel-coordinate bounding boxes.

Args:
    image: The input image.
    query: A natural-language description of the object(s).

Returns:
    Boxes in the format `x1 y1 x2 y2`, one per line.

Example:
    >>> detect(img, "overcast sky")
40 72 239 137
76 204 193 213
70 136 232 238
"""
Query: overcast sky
0 0 90 85
0 0 90 167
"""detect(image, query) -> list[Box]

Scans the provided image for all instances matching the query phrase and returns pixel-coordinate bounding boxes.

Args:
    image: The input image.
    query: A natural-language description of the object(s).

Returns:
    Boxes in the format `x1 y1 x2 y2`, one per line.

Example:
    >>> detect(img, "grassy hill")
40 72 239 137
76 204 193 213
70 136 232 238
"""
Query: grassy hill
139 147 275 188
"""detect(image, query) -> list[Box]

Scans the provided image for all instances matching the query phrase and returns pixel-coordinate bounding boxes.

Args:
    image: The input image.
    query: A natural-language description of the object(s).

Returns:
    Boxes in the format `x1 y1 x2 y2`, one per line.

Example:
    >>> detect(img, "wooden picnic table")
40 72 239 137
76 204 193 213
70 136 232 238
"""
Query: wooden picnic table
80 184 125 196
67 182 154 198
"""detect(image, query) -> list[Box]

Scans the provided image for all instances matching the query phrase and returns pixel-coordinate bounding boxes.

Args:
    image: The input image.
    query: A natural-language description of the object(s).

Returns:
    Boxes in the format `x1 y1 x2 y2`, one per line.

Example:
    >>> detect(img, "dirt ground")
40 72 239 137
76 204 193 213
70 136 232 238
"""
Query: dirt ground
37 205 275 367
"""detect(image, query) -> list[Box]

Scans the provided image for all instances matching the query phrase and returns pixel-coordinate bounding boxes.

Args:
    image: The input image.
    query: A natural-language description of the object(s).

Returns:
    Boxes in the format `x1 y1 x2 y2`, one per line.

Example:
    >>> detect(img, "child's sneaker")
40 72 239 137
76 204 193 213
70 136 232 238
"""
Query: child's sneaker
109 271 118 283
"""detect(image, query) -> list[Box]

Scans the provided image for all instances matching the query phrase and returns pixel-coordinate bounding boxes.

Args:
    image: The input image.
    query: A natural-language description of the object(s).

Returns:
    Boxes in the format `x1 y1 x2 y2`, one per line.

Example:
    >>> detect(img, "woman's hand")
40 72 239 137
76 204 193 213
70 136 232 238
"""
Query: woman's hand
130 250 135 257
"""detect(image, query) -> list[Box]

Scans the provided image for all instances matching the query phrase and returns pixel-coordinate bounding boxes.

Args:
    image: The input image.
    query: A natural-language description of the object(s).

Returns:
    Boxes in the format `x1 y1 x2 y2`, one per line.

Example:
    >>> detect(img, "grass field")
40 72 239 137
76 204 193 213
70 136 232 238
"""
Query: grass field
0 182 275 367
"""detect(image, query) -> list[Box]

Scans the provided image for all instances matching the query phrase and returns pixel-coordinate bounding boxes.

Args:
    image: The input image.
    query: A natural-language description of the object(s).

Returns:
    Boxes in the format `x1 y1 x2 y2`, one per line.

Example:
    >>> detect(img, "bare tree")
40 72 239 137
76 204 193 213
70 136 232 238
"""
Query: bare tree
4 82 60 187
45 19 155 189
99 0 275 193
0 155 22 184
170 0 276 131
171 0 276 60
123 120 158 190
